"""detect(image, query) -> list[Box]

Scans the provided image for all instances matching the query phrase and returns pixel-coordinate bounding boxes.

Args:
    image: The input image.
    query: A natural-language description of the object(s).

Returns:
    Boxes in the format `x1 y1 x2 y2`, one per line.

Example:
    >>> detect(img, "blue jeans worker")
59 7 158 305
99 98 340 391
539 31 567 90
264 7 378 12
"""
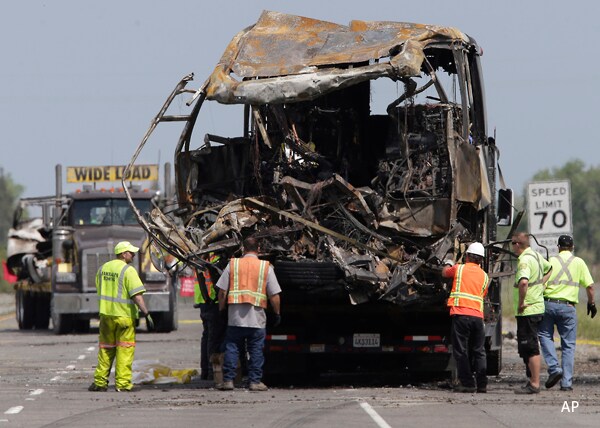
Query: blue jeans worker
442 242 490 393
511 232 553 394
89 241 153 392
216 237 281 392
538 235 595 391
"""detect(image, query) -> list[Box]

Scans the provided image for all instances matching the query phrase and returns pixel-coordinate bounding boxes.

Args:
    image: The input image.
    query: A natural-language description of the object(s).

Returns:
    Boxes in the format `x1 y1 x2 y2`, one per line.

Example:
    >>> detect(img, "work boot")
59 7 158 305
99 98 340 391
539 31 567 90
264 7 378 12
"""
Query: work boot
210 353 224 388
545 372 563 389
116 386 137 392
88 383 107 392
514 382 540 394
219 380 234 391
249 382 268 392
453 385 476 393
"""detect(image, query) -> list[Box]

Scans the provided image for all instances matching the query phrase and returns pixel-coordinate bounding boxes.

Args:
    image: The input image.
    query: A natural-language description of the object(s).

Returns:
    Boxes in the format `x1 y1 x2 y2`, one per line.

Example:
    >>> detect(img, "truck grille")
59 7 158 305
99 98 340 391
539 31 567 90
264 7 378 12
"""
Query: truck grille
82 249 112 292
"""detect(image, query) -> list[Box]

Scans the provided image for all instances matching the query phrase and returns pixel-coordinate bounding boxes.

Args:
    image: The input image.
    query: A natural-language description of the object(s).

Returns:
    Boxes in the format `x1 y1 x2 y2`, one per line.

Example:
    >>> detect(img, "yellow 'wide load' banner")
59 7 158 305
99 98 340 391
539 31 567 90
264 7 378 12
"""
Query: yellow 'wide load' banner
66 165 159 183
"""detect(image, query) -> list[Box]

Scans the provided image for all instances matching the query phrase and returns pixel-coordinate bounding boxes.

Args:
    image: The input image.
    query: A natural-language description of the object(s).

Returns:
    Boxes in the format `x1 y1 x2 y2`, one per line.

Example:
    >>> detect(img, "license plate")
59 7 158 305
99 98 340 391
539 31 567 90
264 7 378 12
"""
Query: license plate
353 333 380 348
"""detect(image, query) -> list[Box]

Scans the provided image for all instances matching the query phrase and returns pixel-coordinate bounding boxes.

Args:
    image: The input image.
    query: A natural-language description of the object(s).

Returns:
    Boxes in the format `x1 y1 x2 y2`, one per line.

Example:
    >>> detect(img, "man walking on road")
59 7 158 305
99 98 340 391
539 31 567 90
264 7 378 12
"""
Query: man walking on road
216 237 281 392
89 241 153 392
442 242 490 393
512 232 553 394
538 235 596 391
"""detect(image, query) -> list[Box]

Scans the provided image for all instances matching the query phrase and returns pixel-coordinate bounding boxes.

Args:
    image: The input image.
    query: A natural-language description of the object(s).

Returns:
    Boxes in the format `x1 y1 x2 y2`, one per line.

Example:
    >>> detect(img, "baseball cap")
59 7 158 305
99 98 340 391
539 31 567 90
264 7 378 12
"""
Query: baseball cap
557 235 573 247
114 241 140 255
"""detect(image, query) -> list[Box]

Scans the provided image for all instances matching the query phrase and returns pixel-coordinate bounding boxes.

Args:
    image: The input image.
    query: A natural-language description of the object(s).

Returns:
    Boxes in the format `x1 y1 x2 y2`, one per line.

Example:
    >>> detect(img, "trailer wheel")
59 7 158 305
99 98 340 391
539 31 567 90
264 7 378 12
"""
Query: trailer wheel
16 289 35 330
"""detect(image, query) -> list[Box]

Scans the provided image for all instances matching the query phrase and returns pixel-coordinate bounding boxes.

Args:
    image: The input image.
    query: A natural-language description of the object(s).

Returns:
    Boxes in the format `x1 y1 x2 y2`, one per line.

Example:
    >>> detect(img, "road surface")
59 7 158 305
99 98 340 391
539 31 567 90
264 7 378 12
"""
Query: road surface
1 295 599 427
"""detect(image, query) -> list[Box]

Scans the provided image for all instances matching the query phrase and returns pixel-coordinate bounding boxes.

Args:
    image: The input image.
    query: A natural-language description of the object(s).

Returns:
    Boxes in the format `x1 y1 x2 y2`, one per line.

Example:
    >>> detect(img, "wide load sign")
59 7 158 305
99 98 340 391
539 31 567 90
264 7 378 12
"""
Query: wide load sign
66 165 158 183
527 180 572 256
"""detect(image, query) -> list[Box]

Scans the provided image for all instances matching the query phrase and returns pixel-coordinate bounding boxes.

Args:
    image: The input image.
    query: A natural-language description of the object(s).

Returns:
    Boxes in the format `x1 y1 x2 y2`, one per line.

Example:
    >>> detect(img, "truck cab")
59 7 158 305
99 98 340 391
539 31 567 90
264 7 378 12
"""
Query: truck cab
7 164 178 334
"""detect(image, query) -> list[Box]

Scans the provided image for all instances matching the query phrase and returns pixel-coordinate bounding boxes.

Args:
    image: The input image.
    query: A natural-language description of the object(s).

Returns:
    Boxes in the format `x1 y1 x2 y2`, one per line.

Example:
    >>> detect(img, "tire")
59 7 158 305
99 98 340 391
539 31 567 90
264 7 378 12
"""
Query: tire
273 261 343 286
152 289 178 333
486 349 502 376
51 299 74 335
34 293 51 330
73 318 91 333
16 289 35 330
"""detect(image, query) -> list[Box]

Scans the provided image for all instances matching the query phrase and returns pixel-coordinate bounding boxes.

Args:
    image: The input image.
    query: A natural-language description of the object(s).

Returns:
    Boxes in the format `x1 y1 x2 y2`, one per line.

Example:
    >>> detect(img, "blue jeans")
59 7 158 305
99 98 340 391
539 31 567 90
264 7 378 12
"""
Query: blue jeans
538 301 577 388
222 326 266 384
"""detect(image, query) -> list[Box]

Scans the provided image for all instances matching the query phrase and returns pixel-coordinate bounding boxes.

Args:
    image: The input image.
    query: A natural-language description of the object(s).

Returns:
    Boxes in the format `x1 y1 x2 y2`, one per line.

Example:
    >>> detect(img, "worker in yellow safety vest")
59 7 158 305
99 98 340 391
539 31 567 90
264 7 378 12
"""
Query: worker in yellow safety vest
194 253 226 386
88 241 153 392
538 235 596 391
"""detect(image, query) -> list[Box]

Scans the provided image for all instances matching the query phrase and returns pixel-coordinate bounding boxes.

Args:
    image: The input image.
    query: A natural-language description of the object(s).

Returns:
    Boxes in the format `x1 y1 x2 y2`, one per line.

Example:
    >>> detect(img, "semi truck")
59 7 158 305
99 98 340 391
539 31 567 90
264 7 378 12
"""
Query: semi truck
6 164 178 334
125 12 516 378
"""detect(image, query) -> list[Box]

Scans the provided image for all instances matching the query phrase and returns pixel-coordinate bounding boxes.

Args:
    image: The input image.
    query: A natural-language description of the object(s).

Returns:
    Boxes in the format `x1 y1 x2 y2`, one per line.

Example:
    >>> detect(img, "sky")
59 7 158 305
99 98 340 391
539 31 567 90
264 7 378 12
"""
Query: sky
1 0 599 199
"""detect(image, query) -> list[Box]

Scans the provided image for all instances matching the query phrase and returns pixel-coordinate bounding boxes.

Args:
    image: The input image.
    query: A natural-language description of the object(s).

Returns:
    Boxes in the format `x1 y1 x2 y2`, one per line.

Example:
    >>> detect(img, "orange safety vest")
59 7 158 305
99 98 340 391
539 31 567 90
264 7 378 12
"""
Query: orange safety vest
227 257 269 308
447 263 489 314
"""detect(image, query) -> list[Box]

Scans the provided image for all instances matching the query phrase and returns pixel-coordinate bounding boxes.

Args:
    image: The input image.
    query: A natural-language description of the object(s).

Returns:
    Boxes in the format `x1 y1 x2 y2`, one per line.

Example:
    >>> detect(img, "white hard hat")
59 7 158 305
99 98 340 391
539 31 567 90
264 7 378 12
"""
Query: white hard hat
466 242 485 257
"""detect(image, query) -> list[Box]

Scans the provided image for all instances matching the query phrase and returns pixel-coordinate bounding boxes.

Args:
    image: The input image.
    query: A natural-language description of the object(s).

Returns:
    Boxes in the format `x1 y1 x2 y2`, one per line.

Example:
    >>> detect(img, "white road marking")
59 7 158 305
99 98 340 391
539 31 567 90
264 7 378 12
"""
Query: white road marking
65 365 76 370
359 402 392 428
87 346 95 352
29 389 44 396
4 406 23 415
77 355 86 360
50 376 61 381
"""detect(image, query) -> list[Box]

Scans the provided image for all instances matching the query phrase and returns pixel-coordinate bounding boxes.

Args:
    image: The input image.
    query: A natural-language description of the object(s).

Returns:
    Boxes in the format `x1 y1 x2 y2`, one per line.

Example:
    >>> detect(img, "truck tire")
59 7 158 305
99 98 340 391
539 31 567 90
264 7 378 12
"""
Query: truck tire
486 349 502 376
51 300 74 335
274 261 343 286
74 318 91 333
34 293 51 330
152 289 178 332
16 289 35 330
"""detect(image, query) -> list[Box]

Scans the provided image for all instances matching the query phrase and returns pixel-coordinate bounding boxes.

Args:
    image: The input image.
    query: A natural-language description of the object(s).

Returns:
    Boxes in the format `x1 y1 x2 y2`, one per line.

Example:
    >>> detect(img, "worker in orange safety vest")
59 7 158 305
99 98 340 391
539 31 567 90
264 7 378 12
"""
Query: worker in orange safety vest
442 242 490 393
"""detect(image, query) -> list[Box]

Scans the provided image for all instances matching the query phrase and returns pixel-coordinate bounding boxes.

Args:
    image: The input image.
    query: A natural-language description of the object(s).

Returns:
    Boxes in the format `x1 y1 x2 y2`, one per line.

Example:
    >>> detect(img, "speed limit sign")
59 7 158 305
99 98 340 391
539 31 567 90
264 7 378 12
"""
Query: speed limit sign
527 180 572 253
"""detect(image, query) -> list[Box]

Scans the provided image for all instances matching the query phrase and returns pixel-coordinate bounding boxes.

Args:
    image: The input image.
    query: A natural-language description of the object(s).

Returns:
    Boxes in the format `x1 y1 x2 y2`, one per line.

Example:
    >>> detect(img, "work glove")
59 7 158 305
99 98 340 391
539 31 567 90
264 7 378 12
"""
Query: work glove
145 313 155 330
587 302 597 319
272 313 281 328
443 259 454 267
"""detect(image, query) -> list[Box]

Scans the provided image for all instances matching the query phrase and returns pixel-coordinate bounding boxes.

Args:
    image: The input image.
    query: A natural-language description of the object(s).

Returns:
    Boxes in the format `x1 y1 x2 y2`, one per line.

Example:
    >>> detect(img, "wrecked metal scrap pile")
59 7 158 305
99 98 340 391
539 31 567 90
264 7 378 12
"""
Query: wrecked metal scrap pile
132 11 502 310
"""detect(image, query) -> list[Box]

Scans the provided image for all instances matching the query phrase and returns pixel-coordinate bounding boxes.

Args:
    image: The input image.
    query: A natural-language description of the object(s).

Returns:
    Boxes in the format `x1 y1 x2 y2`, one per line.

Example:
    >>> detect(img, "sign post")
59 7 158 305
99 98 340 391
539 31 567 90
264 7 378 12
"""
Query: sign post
527 180 572 257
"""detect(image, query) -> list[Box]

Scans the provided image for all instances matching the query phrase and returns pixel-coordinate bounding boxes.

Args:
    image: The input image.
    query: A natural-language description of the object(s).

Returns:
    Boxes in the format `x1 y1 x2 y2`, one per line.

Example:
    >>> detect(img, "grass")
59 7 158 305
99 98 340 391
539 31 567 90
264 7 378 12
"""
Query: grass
500 272 600 341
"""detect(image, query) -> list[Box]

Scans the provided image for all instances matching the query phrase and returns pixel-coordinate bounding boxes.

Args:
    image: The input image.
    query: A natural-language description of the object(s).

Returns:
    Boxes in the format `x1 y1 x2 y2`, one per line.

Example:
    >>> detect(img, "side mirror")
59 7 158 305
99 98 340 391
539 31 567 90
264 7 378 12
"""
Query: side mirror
497 189 513 226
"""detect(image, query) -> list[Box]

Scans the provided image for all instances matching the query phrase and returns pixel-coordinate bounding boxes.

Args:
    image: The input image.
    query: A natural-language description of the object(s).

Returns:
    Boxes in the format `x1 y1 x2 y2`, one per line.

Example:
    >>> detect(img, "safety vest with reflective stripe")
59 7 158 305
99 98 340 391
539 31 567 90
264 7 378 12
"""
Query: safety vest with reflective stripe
227 257 269 308
514 247 551 316
194 270 217 304
96 259 146 319
448 263 489 314
545 251 594 303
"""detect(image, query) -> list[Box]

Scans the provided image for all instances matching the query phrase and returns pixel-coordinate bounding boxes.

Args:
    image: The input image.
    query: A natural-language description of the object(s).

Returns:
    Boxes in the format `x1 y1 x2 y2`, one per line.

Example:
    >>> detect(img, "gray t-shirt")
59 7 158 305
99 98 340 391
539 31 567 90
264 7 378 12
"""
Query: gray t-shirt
215 254 282 328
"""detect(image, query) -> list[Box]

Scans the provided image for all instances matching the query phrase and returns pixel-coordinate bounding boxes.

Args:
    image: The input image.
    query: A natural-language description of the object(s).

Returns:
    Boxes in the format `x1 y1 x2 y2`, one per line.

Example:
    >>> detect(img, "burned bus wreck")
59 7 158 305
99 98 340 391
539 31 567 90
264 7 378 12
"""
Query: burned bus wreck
128 11 512 377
